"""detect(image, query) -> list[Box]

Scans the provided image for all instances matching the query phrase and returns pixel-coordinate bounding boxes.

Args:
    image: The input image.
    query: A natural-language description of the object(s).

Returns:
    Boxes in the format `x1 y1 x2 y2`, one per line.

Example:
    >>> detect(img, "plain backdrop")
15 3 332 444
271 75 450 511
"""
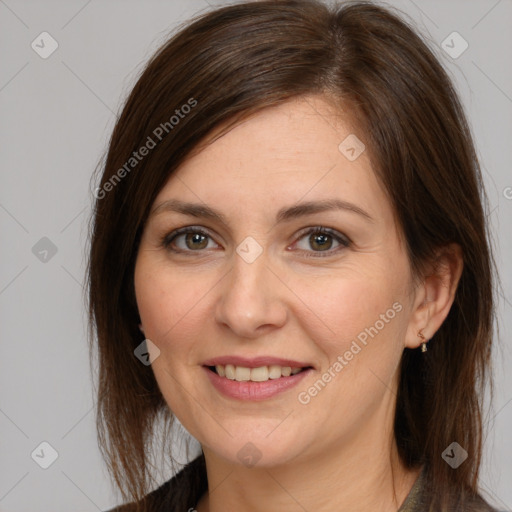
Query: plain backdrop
0 0 511 510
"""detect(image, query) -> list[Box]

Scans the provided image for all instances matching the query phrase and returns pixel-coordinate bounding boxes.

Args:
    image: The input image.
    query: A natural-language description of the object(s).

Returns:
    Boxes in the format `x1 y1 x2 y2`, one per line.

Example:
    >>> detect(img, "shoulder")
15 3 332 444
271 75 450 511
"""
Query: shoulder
464 494 501 512
400 466 500 512
104 454 207 512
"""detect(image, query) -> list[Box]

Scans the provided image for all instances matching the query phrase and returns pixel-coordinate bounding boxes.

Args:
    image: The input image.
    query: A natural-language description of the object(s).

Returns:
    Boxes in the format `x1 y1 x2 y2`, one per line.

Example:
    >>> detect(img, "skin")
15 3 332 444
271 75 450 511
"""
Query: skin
134 94 463 512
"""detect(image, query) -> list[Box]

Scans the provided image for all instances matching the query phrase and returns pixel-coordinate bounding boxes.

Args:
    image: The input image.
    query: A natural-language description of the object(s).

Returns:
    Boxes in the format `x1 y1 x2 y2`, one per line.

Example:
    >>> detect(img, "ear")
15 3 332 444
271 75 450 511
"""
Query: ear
405 243 463 349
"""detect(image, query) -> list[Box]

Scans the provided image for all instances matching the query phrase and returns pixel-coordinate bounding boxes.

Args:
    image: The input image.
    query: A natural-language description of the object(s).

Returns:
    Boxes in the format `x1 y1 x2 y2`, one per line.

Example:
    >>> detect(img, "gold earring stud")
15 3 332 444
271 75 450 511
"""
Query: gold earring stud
418 329 428 352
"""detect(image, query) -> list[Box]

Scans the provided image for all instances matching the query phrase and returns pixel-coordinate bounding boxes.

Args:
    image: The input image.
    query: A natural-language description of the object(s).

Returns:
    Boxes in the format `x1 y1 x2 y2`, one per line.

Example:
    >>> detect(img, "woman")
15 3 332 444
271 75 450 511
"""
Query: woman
88 1 498 511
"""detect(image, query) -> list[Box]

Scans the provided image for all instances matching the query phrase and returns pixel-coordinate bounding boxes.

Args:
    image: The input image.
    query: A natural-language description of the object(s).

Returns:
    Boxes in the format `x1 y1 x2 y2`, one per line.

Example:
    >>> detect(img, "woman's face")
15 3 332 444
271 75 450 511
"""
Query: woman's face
134 95 418 468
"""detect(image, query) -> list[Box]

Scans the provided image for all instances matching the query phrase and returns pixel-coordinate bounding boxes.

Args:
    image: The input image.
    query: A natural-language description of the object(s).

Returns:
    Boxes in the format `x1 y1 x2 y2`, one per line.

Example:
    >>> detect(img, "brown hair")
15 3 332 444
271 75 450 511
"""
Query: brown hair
87 1 496 510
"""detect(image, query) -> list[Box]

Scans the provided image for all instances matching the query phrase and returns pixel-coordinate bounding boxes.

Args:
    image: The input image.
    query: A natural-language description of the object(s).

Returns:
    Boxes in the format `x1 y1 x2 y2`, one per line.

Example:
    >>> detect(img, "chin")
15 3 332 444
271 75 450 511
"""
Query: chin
199 424 310 470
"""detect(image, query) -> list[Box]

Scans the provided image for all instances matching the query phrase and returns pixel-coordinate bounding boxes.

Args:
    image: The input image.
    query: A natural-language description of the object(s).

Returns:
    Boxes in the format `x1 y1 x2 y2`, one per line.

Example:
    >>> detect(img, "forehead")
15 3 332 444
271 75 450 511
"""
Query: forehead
153 95 386 221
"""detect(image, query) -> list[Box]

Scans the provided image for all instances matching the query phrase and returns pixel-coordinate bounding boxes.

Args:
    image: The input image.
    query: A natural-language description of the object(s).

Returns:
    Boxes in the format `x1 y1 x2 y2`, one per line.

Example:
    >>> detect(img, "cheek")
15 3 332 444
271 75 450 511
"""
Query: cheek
295 270 408 351
292 277 408 421
291 276 410 418
134 253 216 353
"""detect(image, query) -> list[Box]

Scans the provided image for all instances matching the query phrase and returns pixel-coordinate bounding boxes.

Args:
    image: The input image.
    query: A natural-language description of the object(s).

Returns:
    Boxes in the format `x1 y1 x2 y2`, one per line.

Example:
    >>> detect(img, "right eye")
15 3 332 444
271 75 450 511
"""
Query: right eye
161 227 220 254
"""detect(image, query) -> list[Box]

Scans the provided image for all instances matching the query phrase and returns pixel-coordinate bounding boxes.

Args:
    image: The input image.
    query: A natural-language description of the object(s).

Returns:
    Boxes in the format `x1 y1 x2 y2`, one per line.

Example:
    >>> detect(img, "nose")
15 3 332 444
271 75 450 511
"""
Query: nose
214 250 288 339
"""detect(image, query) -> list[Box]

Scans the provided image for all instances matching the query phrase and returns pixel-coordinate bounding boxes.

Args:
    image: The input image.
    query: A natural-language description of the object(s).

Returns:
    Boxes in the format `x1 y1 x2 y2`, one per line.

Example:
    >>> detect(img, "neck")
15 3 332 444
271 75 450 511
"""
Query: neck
196 425 421 512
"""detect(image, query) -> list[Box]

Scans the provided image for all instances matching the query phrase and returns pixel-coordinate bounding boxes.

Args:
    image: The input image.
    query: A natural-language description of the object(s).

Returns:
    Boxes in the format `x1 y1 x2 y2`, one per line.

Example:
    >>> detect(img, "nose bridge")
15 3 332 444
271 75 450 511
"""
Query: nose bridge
214 245 287 337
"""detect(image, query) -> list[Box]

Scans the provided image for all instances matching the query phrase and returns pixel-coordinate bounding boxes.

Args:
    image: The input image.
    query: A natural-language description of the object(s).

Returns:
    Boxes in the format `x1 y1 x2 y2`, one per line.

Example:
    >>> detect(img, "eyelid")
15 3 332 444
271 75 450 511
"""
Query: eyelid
293 225 351 244
290 226 351 257
161 226 220 251
161 225 350 256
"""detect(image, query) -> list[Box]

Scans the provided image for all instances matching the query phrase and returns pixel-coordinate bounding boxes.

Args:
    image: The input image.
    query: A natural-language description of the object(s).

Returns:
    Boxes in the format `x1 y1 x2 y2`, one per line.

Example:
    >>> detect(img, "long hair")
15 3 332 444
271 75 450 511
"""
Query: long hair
87 1 496 510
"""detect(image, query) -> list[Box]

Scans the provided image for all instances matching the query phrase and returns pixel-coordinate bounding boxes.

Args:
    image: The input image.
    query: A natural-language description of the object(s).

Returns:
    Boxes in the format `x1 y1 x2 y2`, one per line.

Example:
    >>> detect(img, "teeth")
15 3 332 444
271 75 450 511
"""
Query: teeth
251 366 269 382
268 365 282 379
213 364 304 382
235 366 251 381
225 364 235 380
281 366 291 377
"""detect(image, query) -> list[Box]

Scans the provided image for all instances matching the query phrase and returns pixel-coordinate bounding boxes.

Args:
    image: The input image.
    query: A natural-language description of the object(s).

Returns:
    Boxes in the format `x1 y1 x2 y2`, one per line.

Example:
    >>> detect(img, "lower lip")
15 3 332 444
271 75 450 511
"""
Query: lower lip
203 366 312 401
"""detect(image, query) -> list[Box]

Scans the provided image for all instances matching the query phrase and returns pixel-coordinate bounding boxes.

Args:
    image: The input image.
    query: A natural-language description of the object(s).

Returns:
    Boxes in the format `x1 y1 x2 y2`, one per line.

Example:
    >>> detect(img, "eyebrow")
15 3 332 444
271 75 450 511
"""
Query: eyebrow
150 198 374 224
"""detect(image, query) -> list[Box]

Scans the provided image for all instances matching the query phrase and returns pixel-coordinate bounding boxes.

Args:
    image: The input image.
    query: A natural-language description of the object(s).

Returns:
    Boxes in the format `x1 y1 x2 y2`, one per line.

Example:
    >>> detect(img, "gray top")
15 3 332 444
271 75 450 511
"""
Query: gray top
397 465 498 512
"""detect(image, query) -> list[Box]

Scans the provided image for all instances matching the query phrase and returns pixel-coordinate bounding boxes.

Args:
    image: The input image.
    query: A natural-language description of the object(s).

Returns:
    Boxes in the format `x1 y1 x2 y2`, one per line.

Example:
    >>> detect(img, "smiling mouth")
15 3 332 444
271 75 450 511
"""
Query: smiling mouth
206 364 312 382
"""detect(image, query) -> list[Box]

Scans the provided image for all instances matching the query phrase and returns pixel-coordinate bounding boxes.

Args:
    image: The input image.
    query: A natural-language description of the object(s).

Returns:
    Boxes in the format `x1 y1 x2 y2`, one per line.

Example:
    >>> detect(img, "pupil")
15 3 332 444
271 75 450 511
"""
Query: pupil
311 233 332 251
186 233 207 250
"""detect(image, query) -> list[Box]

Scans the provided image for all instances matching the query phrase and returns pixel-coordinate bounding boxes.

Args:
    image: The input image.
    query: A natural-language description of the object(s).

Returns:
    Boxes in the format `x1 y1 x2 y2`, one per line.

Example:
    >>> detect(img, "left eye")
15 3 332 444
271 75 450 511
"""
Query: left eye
293 228 349 255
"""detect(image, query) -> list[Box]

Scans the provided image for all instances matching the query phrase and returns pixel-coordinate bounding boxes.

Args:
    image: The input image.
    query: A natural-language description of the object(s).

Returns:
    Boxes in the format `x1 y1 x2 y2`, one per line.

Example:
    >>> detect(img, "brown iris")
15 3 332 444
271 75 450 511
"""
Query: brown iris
185 232 209 250
309 232 333 251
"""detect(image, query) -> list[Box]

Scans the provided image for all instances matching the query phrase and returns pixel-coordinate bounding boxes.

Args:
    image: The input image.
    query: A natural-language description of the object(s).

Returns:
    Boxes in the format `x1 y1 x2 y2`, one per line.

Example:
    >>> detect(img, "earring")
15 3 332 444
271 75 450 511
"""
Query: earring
418 329 428 352
139 324 145 335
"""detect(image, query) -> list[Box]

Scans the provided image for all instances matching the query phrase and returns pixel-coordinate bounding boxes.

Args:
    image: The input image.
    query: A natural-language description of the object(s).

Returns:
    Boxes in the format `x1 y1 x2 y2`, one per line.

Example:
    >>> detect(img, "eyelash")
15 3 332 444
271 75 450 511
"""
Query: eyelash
161 226 350 258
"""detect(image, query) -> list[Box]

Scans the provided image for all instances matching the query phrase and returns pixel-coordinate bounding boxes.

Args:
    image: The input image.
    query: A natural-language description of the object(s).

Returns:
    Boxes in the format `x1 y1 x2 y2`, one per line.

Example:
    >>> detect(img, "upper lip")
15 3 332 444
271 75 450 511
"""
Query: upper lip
202 356 313 369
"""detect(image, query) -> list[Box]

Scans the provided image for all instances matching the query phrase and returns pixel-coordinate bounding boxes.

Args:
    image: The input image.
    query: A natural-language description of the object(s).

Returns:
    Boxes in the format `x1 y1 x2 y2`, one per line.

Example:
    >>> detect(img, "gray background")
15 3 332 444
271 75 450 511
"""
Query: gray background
0 0 511 510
